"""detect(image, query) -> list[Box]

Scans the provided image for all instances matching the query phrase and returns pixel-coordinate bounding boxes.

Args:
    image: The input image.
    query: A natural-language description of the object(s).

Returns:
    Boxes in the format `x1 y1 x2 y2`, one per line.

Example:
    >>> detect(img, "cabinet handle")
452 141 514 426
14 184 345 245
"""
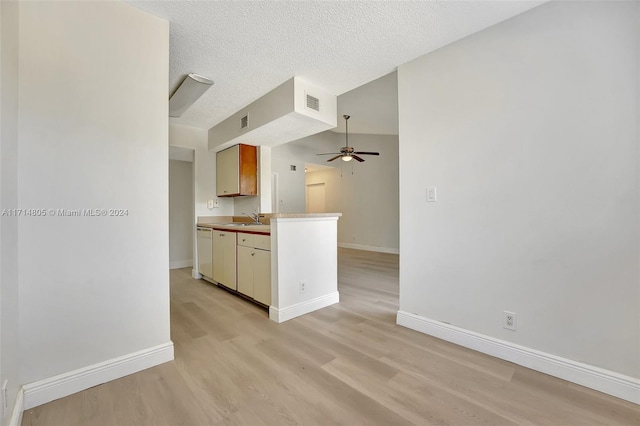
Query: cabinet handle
242 238 246 242
251 252 255 256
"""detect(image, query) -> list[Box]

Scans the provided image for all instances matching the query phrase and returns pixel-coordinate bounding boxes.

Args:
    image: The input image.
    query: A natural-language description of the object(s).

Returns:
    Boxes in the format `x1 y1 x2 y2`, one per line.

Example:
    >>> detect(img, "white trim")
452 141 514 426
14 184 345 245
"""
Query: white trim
22 342 174 409
191 269 202 279
338 242 399 254
396 311 640 405
270 291 339 323
8 388 23 426
170 259 192 269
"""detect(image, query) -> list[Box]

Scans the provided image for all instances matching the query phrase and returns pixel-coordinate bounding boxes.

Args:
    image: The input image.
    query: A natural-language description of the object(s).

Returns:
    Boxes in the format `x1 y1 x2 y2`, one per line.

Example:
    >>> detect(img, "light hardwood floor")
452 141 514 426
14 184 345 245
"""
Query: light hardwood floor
23 248 639 425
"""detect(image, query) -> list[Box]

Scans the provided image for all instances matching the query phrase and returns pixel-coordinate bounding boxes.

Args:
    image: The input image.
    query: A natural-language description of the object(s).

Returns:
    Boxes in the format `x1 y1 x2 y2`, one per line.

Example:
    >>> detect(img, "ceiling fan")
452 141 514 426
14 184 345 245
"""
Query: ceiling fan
317 115 380 162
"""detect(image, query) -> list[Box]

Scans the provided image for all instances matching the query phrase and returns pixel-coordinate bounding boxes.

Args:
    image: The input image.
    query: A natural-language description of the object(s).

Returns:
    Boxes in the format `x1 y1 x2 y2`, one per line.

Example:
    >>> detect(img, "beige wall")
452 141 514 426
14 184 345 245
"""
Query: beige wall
170 124 234 218
272 130 399 252
169 160 194 268
0 0 21 421
398 0 639 378
17 0 172 391
306 133 399 252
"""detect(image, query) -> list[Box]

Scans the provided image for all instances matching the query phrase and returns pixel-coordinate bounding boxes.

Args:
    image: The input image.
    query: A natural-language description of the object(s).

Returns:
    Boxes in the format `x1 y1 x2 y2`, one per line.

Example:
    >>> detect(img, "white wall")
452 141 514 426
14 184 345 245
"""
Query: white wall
306 133 399 252
208 77 336 150
271 131 338 213
0 0 21 422
18 0 172 386
270 217 339 323
398 0 639 379
169 123 233 278
272 131 399 252
169 160 194 269
169 124 234 218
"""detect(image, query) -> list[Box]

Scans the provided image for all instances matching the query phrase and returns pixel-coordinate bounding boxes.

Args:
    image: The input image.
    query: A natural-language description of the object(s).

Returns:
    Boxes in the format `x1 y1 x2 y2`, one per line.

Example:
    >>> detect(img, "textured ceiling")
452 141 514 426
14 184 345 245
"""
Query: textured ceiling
127 0 544 131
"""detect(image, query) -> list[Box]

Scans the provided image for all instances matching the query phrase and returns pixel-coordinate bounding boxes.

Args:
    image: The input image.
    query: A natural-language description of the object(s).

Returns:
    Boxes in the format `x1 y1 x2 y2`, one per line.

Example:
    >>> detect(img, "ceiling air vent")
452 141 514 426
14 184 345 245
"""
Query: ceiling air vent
240 114 249 129
306 94 320 112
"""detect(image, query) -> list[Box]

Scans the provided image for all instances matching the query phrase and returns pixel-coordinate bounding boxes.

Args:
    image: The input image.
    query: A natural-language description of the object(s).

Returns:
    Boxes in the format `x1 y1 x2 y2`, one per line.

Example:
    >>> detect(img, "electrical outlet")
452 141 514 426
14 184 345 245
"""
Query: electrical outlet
299 282 306 293
503 311 517 331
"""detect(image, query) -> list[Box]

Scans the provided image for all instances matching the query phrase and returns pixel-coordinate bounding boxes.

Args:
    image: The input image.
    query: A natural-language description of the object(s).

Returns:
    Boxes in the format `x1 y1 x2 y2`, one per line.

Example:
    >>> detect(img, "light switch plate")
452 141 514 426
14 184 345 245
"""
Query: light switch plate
207 199 214 209
427 187 437 202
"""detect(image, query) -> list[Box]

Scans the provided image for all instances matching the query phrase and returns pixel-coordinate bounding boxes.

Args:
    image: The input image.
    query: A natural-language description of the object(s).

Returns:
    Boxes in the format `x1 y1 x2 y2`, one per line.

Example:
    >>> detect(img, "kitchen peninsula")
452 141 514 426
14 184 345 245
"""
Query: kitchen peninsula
197 213 341 323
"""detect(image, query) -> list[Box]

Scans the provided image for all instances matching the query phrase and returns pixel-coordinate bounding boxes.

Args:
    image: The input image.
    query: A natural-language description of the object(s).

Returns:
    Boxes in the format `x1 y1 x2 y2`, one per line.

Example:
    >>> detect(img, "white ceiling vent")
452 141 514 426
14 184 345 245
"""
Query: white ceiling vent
306 94 320 112
240 114 249 129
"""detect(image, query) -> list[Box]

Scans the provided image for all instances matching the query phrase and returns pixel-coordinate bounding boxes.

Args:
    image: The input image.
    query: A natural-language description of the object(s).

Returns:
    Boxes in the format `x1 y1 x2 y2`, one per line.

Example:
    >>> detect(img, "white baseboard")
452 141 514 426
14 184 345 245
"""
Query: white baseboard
170 260 192 269
270 291 339 323
338 243 399 254
22 342 174 409
9 388 23 426
192 269 202 279
396 311 640 405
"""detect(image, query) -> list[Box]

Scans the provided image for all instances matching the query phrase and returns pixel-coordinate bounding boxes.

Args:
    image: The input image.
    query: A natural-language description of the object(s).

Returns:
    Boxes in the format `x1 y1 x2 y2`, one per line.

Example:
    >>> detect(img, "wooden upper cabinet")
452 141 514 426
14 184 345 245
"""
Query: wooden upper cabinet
216 144 257 197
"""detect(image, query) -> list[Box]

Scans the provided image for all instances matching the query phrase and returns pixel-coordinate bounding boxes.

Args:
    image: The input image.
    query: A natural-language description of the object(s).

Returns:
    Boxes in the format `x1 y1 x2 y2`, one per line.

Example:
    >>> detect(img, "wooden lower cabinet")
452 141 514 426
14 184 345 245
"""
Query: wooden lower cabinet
237 233 271 306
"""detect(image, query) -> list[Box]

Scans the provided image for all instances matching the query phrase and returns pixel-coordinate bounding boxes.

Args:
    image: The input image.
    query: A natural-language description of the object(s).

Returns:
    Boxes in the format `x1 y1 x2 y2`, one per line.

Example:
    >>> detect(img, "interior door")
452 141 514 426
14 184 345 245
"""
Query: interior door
306 183 326 213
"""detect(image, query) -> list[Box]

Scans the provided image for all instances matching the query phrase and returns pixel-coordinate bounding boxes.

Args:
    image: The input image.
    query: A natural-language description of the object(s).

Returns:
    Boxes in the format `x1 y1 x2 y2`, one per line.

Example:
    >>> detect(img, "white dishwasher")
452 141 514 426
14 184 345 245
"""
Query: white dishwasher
196 227 213 279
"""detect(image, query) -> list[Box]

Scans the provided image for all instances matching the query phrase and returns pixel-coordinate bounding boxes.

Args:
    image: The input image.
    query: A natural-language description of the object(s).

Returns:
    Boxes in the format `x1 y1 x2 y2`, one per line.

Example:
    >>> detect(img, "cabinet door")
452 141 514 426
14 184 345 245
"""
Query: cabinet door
222 231 237 290
237 246 253 298
238 144 257 196
253 249 271 306
197 230 213 279
216 145 239 196
213 231 237 289
212 232 226 284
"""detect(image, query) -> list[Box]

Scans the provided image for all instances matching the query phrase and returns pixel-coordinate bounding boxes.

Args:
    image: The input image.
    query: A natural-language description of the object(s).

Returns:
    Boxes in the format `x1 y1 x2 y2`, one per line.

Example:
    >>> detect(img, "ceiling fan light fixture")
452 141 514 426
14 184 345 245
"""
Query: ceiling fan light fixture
315 114 380 163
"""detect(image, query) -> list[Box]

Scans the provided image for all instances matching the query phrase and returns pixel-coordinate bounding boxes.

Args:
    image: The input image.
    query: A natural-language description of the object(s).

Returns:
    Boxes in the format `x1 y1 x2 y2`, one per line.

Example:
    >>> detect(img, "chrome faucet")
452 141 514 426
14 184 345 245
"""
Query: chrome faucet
243 212 261 224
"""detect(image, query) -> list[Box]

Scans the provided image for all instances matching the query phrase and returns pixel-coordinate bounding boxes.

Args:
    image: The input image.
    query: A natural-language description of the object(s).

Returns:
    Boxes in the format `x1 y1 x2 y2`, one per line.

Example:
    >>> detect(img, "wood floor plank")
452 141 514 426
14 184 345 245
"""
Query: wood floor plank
22 248 640 425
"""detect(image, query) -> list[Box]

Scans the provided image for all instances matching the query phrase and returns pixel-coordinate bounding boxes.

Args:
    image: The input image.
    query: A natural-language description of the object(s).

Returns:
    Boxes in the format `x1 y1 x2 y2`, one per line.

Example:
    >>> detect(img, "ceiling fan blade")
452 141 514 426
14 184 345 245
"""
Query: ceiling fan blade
317 152 341 156
351 155 365 162
326 155 342 162
353 151 380 156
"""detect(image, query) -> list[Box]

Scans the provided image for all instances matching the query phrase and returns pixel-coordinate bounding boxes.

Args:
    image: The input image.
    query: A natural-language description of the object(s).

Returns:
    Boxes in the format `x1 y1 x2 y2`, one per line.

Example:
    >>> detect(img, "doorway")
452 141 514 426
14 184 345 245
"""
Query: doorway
169 146 195 269
306 183 326 213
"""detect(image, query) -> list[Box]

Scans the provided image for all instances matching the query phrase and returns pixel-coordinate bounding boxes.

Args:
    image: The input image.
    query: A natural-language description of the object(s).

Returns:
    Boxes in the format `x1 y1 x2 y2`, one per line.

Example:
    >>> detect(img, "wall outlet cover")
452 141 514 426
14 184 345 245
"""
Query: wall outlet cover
503 311 517 331
427 186 437 202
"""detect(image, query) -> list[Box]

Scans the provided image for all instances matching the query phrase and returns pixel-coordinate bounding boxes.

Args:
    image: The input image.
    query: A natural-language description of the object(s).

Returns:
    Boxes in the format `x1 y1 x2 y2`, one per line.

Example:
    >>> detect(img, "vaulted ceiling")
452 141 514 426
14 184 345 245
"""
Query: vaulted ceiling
127 1 544 132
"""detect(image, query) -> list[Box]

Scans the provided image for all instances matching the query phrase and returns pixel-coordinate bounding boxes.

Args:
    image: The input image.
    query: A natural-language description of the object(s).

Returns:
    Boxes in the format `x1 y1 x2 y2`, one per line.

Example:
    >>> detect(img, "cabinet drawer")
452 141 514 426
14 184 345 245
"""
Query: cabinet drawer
253 234 271 251
237 233 254 248
197 229 212 239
